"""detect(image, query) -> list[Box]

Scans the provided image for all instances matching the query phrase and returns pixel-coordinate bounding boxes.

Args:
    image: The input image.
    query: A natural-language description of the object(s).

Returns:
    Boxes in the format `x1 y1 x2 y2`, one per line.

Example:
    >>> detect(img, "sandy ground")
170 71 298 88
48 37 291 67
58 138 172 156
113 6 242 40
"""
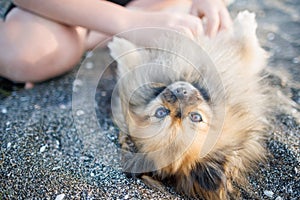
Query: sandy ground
0 0 299 199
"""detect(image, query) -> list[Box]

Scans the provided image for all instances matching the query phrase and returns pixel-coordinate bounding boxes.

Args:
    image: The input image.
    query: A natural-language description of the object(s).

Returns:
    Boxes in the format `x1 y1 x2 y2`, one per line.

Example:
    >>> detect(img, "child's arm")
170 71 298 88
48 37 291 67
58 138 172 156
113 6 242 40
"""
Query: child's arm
13 0 203 37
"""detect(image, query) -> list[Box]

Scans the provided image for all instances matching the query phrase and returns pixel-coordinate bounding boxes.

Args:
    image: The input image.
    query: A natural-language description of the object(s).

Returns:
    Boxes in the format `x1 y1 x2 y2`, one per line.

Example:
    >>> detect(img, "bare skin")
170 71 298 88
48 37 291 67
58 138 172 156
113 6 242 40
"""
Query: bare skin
190 0 232 36
0 0 231 87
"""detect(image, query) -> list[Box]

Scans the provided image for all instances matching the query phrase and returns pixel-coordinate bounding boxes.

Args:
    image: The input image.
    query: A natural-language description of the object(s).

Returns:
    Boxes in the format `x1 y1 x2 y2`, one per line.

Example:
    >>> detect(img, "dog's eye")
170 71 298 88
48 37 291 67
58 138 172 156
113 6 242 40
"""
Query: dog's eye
154 107 170 118
189 112 203 123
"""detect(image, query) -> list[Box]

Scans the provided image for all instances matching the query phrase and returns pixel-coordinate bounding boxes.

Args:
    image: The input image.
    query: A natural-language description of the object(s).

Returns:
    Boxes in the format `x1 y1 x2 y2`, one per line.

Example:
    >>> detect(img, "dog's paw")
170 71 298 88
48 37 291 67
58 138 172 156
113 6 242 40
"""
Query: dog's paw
234 10 257 38
141 175 166 192
235 10 257 29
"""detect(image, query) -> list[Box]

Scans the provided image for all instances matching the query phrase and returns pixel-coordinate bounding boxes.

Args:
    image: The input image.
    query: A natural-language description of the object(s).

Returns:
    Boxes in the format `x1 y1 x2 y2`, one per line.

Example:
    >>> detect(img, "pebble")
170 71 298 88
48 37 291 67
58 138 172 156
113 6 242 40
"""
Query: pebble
52 166 61 171
34 105 41 109
292 57 299 64
85 62 94 69
85 51 94 58
1 107 7 114
39 145 47 153
76 109 85 116
20 96 29 102
7 142 11 148
101 91 107 97
55 140 60 148
275 196 283 200
267 32 275 41
55 194 65 200
73 79 83 87
59 104 67 110
72 86 79 93
264 190 274 198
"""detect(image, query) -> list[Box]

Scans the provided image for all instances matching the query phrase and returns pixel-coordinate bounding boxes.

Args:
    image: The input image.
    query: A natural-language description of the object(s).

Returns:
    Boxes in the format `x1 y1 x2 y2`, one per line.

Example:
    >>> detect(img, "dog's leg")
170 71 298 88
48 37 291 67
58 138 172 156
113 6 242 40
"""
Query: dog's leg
119 132 166 193
233 10 267 74
118 131 133 151
141 175 166 192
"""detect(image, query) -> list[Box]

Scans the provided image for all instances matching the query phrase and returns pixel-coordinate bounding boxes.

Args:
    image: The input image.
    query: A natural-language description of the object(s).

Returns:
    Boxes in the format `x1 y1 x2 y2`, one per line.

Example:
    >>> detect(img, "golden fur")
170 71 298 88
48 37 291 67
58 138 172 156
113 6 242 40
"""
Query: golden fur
108 11 268 199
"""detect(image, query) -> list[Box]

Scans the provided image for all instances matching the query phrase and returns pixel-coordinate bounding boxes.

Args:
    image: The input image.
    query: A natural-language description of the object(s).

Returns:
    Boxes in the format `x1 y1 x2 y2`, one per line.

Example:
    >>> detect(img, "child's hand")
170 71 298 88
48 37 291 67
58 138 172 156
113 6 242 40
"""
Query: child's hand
129 11 204 40
154 12 204 38
190 0 232 37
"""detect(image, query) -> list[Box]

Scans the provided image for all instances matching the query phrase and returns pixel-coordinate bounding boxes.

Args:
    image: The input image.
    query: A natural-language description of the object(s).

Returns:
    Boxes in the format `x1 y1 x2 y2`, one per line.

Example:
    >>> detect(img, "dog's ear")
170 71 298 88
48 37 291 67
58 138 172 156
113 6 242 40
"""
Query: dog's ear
108 37 143 77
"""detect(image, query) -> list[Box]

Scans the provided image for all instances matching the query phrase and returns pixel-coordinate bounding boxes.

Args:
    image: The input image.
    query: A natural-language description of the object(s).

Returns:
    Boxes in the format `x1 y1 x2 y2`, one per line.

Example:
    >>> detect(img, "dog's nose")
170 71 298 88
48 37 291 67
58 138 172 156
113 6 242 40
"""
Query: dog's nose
173 87 188 99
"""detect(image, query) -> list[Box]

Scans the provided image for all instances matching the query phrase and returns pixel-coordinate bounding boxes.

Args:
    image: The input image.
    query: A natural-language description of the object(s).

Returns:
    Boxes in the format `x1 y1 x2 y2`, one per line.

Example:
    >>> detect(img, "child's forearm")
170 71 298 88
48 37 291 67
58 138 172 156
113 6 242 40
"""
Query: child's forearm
13 0 204 41
13 0 135 35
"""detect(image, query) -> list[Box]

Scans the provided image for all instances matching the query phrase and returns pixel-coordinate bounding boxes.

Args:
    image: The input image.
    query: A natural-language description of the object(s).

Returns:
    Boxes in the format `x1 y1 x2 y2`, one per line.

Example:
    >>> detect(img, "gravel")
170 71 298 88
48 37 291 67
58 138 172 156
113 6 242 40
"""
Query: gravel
0 0 299 199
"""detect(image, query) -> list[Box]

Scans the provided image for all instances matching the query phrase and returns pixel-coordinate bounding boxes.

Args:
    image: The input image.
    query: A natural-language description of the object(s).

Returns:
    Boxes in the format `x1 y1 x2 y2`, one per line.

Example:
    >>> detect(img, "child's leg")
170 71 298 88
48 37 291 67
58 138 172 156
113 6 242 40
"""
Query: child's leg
0 8 87 83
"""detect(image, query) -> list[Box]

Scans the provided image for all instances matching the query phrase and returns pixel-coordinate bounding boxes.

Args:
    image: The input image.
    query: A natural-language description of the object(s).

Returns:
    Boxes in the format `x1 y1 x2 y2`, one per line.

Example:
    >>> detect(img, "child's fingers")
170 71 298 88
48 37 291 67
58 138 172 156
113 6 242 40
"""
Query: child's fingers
172 14 204 38
188 15 204 37
218 8 232 31
204 9 220 37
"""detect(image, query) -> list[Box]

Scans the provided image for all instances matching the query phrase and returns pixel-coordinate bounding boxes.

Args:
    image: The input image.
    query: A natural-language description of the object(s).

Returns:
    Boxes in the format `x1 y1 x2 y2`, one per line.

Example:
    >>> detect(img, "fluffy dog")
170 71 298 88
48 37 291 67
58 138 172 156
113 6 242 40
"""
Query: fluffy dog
108 10 268 199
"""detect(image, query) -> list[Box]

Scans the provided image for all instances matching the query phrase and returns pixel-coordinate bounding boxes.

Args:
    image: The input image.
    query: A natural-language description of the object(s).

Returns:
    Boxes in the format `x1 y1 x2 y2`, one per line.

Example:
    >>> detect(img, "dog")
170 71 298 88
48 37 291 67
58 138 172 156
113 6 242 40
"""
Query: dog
108 10 268 200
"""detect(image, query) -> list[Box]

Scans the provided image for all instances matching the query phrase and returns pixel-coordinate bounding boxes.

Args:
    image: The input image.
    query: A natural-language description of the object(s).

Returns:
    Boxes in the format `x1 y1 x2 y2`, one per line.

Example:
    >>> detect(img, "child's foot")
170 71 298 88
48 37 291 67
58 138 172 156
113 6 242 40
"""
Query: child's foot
25 82 34 89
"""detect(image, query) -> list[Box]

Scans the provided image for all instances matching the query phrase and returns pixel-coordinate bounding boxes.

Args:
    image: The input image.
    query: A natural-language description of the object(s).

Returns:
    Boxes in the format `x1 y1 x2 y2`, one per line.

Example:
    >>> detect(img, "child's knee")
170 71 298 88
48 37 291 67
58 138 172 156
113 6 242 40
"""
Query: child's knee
0 8 86 83
1 44 79 83
0 49 37 82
